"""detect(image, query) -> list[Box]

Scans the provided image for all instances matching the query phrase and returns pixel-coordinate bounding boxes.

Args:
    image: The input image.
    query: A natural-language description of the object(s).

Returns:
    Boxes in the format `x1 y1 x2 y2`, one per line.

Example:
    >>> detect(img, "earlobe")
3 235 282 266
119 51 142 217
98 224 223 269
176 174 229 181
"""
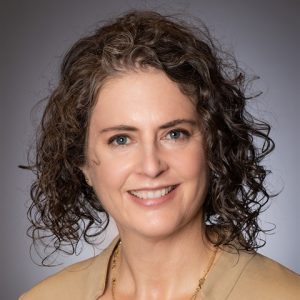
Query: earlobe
85 176 91 186
79 166 92 186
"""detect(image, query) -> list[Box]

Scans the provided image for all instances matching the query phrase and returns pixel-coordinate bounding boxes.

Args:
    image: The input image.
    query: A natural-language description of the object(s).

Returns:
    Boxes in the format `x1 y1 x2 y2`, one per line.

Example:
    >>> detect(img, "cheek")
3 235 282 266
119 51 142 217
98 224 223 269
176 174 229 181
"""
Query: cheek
174 143 207 180
88 147 134 195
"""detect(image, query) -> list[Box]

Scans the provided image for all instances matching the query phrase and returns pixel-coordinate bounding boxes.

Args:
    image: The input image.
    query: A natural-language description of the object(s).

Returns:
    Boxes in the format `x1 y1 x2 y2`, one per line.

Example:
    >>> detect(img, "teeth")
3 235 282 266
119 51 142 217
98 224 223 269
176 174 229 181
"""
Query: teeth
130 186 174 199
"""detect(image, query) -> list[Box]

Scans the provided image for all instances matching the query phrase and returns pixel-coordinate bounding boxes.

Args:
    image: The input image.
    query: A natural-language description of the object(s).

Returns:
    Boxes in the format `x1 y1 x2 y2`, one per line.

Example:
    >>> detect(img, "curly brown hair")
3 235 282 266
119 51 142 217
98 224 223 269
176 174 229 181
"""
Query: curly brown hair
23 10 274 263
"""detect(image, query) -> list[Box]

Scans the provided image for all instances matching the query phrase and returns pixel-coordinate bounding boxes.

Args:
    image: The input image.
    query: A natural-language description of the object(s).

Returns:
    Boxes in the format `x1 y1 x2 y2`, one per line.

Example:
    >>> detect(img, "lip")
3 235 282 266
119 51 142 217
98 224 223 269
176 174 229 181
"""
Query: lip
127 184 179 207
128 184 177 192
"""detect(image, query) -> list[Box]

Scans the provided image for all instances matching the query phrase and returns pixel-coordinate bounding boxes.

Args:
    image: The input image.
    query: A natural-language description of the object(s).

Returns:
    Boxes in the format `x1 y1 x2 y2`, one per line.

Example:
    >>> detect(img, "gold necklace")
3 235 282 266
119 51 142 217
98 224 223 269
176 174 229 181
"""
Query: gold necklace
110 241 218 300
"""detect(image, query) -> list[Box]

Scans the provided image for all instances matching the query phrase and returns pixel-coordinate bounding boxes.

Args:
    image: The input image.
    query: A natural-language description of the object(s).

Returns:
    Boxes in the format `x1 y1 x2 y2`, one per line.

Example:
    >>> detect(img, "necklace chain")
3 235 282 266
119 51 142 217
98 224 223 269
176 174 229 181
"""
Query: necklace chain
110 241 218 300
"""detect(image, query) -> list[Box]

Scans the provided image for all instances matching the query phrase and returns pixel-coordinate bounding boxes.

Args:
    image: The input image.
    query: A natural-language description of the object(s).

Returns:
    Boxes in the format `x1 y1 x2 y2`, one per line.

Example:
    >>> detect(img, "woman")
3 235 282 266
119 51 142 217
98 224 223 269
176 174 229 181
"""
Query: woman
20 10 299 300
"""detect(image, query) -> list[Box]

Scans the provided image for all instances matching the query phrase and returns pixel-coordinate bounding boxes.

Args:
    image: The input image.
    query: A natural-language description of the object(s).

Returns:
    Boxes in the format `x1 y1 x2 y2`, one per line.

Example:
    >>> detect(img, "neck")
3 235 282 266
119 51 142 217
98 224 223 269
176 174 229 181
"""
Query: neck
112 217 215 300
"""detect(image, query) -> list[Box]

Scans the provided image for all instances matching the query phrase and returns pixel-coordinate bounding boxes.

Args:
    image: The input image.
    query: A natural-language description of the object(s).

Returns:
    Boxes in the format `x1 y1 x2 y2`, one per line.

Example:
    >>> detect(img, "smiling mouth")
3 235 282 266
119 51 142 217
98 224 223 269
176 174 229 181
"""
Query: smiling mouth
128 185 177 200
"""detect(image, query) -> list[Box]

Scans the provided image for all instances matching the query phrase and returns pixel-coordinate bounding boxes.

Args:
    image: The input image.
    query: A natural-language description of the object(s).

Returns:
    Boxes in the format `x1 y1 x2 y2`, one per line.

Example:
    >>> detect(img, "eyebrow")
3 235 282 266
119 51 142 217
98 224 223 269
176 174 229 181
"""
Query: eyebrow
159 119 197 129
100 119 197 133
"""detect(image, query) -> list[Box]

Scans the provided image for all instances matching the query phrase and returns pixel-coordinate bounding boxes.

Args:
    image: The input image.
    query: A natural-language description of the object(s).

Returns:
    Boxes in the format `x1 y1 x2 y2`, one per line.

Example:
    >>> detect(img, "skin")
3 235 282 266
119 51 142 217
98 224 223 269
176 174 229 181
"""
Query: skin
82 68 215 300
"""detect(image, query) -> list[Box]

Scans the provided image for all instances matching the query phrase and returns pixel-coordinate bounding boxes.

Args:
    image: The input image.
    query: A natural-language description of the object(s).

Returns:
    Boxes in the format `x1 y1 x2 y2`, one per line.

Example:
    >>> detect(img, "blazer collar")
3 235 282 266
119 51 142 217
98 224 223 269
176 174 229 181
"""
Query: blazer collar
87 236 120 299
88 237 256 299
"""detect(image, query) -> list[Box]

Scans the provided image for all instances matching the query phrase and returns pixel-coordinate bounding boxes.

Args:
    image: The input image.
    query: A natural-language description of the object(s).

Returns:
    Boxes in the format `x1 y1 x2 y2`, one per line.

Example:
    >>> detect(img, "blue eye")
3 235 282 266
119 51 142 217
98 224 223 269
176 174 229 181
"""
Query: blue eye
167 129 190 140
116 136 127 144
169 130 181 139
109 135 129 145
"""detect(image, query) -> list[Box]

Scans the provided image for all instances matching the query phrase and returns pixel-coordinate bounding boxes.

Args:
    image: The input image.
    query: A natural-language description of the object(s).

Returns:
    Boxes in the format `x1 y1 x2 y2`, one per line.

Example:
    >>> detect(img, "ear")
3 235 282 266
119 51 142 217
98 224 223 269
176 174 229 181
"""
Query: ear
80 165 92 187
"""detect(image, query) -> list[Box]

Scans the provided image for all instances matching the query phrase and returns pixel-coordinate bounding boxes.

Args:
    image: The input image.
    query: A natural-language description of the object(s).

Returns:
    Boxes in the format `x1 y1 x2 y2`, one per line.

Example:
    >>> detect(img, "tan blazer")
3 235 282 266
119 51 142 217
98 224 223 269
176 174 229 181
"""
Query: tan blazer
20 238 300 299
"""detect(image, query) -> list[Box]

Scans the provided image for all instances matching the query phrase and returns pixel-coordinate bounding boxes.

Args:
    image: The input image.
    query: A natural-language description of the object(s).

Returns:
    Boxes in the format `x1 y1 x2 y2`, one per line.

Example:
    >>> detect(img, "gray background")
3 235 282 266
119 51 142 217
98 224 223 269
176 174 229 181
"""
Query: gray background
1 0 299 299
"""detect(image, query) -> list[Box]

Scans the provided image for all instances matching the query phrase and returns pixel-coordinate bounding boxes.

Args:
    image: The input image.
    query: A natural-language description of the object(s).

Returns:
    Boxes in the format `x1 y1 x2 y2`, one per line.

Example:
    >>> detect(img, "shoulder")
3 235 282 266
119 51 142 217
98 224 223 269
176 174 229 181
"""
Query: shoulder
19 256 95 300
231 251 300 299
19 238 119 300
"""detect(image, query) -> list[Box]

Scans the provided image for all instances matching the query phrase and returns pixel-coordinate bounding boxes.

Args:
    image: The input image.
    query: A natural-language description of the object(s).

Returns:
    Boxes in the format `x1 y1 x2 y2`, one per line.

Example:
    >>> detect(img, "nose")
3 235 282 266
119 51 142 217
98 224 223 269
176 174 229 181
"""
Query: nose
137 143 168 178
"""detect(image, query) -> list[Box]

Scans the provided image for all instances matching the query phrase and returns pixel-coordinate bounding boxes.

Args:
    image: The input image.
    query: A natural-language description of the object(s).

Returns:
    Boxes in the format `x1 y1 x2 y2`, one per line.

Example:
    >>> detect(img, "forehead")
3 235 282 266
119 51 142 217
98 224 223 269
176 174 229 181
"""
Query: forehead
90 69 198 127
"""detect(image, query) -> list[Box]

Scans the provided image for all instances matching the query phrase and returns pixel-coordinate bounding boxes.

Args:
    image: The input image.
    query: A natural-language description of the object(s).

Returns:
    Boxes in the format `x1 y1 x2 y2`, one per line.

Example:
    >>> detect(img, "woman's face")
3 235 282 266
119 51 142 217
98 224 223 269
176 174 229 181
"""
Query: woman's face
82 69 209 239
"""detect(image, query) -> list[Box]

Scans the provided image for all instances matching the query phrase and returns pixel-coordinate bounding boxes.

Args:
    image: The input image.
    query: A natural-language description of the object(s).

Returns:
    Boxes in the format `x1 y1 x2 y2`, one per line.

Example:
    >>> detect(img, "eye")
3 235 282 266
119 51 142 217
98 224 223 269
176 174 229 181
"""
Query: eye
165 129 190 140
108 135 130 146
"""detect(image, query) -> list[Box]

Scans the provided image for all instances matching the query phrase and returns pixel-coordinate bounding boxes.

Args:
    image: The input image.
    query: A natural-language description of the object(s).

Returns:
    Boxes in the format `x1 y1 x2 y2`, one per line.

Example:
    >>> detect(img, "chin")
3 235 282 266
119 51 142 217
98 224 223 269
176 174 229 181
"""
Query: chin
123 213 196 241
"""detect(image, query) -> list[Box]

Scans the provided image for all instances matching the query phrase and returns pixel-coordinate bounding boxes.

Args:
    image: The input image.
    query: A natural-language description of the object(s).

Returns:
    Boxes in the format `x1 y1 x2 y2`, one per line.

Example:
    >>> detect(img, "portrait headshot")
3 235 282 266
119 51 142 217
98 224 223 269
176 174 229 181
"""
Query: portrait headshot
1 0 299 299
